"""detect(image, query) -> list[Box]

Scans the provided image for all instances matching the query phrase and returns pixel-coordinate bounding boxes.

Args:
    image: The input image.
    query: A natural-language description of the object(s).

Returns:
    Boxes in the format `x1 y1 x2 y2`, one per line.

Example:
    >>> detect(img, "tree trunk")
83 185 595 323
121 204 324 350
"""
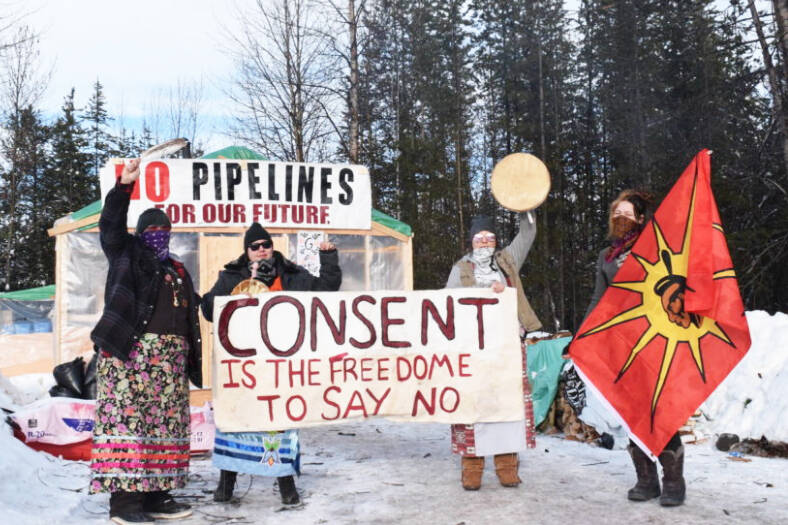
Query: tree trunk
749 0 788 175
348 0 360 163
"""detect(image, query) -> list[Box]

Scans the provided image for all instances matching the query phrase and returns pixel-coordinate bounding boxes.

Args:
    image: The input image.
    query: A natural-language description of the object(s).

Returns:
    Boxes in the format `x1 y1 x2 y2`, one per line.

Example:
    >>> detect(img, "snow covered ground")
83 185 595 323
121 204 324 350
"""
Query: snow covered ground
2 417 786 525
2 309 786 524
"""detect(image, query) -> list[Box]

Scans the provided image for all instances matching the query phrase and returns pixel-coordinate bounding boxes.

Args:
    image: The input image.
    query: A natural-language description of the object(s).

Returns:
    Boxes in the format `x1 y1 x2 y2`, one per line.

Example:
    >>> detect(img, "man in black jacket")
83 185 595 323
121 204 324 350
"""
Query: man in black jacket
202 222 341 505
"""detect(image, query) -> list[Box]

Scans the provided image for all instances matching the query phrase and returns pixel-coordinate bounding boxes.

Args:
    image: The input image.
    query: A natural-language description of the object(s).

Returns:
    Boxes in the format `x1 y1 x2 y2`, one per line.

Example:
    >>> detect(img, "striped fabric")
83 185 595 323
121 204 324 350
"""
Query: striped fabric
91 436 190 478
213 430 300 477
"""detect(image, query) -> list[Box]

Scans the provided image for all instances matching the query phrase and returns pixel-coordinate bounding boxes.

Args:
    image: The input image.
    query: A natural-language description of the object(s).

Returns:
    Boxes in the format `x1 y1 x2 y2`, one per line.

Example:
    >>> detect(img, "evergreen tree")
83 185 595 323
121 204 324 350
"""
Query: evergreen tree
83 79 113 177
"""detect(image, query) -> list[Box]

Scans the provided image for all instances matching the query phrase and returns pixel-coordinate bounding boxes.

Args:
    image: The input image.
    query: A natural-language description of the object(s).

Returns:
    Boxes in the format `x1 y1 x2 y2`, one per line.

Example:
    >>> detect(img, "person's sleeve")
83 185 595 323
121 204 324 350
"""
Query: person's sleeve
201 272 231 322
445 264 463 289
583 251 608 322
503 211 537 269
311 249 342 291
99 182 135 259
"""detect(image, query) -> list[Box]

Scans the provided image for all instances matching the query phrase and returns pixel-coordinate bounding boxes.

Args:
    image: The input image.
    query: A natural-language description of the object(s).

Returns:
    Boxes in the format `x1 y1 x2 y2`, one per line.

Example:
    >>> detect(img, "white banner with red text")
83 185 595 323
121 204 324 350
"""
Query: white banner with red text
212 288 525 431
99 158 371 230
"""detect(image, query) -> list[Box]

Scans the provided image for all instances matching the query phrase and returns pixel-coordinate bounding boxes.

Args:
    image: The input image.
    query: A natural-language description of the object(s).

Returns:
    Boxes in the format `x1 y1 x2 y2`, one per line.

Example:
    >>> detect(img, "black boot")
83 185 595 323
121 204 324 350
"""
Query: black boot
278 475 300 505
143 490 192 519
109 491 154 525
213 470 238 502
658 434 686 507
627 443 660 501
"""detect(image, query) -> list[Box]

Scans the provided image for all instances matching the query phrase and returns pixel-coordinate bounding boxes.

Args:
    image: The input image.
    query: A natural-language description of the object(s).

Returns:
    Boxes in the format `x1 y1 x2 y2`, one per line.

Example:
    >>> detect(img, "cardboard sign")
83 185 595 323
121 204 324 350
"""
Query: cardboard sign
99 159 372 230
296 231 325 276
212 288 525 432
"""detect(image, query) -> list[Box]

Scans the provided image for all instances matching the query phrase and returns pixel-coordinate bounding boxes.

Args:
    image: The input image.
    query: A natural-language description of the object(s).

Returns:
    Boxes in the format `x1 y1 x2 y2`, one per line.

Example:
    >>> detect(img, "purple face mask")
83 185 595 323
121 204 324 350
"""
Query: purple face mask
140 230 170 261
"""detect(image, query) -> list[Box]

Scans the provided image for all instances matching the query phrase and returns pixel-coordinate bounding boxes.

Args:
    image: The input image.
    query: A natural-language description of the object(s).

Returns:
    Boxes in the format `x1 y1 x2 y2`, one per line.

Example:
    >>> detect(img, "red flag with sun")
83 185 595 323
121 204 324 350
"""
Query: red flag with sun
569 150 751 456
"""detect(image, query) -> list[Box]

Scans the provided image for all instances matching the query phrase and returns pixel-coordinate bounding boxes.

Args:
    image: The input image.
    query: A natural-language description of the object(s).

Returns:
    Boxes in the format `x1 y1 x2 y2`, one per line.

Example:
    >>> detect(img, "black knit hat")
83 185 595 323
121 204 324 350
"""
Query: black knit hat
135 208 171 234
469 215 496 241
244 222 272 248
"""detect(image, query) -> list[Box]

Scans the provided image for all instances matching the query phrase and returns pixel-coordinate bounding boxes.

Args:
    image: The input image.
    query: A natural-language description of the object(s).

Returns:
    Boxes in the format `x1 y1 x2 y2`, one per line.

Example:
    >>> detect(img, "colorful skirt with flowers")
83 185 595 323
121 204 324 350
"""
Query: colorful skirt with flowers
90 333 191 493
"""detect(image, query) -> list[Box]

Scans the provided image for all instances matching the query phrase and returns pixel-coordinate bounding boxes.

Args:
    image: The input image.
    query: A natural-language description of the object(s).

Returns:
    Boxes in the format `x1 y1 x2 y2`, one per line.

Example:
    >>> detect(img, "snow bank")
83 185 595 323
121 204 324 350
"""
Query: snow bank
698 310 788 442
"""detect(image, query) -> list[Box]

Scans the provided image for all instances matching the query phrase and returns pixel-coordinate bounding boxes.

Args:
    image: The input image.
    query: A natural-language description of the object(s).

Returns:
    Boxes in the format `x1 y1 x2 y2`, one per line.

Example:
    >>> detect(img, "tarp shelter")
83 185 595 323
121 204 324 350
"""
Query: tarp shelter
0 285 55 376
44 147 414 394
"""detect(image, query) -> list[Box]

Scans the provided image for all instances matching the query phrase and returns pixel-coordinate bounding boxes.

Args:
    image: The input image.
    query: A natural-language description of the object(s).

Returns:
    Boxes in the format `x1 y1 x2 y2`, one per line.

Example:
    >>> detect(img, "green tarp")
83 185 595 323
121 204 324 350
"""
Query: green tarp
0 284 55 301
201 146 267 160
527 336 571 426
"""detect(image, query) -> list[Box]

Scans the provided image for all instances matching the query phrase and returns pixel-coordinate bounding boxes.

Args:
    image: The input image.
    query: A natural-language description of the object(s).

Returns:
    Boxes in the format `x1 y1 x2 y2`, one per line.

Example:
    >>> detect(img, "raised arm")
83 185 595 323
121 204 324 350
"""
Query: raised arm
310 242 342 291
502 211 537 269
99 159 140 260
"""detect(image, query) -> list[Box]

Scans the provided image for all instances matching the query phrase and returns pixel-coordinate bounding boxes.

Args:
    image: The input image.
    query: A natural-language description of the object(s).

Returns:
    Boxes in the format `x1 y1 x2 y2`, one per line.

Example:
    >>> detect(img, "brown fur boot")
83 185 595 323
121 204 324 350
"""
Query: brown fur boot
461 456 484 490
494 453 521 487
627 444 660 501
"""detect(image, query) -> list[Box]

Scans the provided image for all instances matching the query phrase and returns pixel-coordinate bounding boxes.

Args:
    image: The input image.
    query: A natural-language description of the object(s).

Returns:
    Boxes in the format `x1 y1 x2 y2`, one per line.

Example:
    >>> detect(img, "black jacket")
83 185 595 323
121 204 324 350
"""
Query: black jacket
201 249 342 322
90 182 203 388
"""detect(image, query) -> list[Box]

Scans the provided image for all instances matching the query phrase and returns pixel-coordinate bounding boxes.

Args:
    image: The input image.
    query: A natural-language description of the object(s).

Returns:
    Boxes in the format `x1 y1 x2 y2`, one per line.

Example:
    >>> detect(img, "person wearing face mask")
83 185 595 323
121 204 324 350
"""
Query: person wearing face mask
445 212 542 490
580 190 685 506
201 222 341 506
89 158 202 525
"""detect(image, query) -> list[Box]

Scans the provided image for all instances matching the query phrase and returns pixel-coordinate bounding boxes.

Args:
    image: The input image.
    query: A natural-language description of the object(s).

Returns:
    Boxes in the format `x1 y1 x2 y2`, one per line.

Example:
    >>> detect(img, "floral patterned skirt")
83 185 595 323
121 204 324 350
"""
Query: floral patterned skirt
90 333 190 493
451 341 536 457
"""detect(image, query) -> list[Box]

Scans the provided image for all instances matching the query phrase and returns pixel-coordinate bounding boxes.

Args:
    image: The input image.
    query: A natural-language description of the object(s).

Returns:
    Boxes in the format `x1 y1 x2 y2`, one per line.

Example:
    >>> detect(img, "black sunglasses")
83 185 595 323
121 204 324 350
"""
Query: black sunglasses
249 240 273 250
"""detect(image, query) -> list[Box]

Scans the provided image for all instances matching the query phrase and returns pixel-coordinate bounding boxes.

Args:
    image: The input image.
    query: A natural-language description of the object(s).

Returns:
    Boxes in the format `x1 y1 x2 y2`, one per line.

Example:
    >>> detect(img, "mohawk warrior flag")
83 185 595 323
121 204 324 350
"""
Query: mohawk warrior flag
569 150 751 457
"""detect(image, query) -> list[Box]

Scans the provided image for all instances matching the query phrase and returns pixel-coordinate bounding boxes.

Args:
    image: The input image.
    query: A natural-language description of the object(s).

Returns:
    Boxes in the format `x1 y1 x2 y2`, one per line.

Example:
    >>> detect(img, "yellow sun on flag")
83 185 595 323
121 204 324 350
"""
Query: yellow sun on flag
578 180 734 427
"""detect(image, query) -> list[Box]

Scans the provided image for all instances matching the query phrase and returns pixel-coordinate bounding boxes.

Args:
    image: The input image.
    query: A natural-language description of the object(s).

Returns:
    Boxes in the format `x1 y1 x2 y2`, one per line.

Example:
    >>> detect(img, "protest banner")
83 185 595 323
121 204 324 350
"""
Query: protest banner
212 288 524 432
99 158 372 230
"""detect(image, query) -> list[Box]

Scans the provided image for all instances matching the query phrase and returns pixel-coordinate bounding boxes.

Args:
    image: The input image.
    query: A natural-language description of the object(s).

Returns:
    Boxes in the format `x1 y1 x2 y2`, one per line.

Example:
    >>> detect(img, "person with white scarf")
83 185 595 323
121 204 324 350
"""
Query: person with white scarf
445 213 542 490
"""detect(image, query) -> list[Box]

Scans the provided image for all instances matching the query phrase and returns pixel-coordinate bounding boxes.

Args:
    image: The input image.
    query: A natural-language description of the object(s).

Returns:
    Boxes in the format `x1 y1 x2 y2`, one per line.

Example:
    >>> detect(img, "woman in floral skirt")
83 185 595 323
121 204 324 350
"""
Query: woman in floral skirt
89 158 203 525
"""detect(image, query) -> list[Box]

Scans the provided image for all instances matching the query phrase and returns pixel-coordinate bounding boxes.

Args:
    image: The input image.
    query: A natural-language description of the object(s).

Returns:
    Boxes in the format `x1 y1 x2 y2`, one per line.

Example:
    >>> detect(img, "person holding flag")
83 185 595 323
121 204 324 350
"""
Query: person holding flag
570 151 751 508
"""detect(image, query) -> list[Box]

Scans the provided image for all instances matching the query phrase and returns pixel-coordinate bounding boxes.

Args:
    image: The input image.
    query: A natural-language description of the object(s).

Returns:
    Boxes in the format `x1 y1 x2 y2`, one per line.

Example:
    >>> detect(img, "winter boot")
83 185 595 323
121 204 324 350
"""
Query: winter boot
278 475 300 505
109 491 154 525
658 436 686 507
493 453 521 487
213 470 238 502
627 444 660 501
143 490 192 519
461 456 484 490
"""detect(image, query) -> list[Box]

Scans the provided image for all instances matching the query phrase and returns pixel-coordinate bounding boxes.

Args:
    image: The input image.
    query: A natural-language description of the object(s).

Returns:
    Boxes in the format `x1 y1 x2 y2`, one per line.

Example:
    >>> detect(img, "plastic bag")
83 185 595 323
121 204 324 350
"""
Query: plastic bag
52 357 85 397
82 353 98 400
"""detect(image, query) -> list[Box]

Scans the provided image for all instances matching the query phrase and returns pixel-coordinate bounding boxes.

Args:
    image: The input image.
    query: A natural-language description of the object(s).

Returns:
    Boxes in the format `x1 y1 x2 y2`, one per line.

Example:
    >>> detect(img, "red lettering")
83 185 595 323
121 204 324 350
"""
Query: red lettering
343 357 358 382
260 296 305 357
366 388 390 415
252 203 263 223
218 298 259 357
116 163 140 199
349 295 376 348
412 388 437 416
360 358 374 382
396 356 411 381
266 359 285 388
233 203 246 223
203 203 216 222
241 360 256 389
458 297 498 349
320 206 329 224
458 353 472 377
377 358 390 381
257 395 280 421
342 390 368 419
381 296 410 348
413 355 428 379
440 387 460 413
321 386 341 420
221 359 241 388
218 203 232 223
306 206 318 223
182 203 195 223
429 354 454 379
307 359 321 386
144 161 170 202
286 395 307 421
311 298 346 351
288 359 306 388
421 297 455 345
